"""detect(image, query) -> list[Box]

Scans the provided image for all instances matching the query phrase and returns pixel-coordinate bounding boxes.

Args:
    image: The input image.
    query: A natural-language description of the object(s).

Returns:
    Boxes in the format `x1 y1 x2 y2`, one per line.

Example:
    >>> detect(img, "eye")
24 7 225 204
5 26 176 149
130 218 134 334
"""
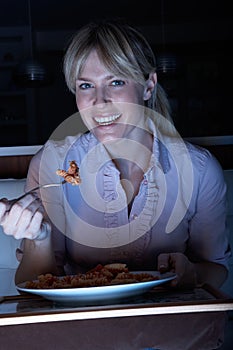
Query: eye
78 82 94 90
111 80 125 87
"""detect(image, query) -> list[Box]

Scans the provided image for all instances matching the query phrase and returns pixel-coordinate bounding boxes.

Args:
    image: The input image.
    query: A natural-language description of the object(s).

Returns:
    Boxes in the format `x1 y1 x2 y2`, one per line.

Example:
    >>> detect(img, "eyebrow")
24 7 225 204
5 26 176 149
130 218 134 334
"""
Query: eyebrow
76 74 117 81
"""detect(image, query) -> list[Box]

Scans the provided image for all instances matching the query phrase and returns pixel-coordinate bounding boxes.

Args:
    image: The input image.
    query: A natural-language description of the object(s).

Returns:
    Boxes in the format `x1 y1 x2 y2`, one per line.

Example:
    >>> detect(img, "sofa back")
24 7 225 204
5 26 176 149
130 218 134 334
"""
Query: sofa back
0 178 26 295
221 169 233 297
0 145 41 295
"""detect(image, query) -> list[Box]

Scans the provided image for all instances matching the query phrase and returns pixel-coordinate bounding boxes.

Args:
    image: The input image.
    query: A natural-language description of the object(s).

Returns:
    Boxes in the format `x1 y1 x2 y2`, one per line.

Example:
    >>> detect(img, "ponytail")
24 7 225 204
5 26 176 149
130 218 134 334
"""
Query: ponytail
155 83 173 123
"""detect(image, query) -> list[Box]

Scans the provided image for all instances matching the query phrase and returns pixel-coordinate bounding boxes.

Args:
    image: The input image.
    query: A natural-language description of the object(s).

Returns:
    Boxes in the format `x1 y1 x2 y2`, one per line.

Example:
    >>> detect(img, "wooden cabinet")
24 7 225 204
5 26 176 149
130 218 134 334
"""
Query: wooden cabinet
0 27 37 146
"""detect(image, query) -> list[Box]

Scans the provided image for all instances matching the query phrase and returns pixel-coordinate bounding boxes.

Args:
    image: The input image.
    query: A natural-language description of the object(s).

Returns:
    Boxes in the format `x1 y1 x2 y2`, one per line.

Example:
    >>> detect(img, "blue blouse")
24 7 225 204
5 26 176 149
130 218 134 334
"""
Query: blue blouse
26 122 231 273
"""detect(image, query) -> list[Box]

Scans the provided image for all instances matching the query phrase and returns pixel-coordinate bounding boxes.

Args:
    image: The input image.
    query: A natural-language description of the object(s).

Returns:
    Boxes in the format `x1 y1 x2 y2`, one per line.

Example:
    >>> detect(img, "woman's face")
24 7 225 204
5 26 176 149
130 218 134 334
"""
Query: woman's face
75 49 153 143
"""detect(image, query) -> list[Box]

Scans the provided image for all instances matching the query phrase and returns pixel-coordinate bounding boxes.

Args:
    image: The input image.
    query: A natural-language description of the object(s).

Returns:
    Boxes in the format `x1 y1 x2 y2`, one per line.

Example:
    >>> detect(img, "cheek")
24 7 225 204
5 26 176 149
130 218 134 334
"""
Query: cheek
75 89 95 110
125 86 145 105
75 94 87 110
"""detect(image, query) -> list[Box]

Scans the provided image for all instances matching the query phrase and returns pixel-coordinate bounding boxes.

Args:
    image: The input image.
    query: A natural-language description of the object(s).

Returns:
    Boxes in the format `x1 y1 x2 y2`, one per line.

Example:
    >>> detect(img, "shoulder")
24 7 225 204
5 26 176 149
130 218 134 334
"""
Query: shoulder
163 137 225 192
184 141 226 195
33 132 91 162
28 132 92 178
185 141 223 176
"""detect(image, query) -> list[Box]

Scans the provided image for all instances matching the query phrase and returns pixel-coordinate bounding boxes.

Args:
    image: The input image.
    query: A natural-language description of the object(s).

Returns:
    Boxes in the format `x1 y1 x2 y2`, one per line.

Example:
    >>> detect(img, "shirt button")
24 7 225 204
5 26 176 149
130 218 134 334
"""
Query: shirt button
132 214 138 220
143 179 148 185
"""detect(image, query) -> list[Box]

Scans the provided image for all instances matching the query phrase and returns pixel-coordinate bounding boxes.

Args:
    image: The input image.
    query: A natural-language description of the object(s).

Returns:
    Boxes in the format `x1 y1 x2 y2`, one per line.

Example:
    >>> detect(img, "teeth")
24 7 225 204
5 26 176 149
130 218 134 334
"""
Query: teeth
94 114 121 125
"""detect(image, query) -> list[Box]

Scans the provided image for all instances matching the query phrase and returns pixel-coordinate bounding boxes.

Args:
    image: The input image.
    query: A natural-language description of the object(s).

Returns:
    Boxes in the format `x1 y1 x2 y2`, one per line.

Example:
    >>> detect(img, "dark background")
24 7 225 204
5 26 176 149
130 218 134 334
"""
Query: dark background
0 0 232 147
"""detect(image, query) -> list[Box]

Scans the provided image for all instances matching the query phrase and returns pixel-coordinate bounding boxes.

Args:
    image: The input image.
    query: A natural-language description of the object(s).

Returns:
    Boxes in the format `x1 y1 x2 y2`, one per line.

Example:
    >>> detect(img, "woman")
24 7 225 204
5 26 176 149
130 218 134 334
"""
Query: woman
0 20 230 288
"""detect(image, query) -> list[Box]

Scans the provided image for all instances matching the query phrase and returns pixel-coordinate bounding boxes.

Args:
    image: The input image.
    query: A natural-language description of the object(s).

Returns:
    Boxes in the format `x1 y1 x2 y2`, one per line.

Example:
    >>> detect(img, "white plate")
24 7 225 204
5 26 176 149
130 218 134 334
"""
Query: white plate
16 271 176 306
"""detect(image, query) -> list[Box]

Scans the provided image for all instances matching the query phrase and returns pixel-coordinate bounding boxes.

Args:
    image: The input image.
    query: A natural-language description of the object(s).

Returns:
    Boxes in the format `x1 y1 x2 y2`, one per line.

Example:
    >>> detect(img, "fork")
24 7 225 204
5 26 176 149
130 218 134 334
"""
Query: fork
9 181 66 204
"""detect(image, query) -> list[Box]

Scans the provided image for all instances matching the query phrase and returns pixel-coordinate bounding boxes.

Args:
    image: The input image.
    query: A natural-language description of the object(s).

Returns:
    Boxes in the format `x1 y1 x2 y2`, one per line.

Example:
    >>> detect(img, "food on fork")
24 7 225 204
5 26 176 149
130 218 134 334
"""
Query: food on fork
24 263 159 289
56 160 81 185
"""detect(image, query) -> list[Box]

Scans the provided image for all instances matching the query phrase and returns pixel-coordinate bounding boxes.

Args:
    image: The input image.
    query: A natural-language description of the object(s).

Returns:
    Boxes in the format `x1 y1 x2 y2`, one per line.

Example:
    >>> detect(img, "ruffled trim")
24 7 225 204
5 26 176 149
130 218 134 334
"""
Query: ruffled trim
127 155 160 265
96 124 165 264
100 153 161 265
103 162 127 251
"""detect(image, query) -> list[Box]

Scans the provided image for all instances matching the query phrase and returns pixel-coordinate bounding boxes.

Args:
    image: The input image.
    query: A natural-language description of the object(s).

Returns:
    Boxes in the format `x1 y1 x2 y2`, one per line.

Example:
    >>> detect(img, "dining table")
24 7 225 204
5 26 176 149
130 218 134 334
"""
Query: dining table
0 282 233 350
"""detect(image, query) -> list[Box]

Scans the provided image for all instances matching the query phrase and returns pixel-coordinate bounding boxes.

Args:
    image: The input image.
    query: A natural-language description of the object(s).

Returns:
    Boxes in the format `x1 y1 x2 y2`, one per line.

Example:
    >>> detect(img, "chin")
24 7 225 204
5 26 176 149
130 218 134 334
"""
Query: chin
93 125 125 143
95 134 119 143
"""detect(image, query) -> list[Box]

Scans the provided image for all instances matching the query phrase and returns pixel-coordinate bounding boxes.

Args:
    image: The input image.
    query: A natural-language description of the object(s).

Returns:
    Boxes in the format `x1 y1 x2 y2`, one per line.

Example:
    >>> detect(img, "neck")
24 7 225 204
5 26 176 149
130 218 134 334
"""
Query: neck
105 133 153 212
103 132 153 173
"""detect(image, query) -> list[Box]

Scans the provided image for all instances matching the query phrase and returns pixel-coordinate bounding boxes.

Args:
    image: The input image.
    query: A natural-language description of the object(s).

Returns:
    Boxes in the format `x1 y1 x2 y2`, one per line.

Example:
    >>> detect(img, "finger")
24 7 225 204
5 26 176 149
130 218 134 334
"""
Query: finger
23 210 44 239
0 199 10 221
14 203 43 239
157 253 170 273
169 253 186 274
2 198 42 238
22 215 50 241
169 253 186 286
3 194 38 229
0 202 6 221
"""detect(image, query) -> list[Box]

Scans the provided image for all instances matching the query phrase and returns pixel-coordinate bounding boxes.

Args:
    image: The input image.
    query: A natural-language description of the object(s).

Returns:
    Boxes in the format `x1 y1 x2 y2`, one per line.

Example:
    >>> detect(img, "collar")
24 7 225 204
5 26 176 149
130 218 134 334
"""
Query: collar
81 118 171 174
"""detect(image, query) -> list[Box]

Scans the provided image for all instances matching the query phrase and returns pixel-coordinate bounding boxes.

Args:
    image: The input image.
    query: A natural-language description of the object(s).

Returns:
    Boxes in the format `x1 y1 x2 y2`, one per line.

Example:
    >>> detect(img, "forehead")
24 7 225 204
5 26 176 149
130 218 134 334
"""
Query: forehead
78 49 115 77
83 49 103 66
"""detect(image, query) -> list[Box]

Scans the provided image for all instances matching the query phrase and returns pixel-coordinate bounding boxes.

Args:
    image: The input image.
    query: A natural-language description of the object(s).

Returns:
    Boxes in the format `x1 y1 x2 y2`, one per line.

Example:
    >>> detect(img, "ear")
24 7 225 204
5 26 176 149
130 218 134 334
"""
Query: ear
143 72 157 101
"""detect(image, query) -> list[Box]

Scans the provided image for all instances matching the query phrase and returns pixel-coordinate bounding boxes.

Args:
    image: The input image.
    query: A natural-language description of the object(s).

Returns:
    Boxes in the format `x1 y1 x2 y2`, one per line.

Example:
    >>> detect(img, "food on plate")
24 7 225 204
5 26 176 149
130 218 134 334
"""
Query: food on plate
91 263 128 274
56 160 81 185
24 263 159 289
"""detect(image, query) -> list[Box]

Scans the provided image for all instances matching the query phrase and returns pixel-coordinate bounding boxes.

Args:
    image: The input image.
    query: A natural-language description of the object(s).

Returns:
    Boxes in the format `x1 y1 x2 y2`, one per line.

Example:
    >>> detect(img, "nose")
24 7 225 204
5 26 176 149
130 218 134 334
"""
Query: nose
93 86 110 105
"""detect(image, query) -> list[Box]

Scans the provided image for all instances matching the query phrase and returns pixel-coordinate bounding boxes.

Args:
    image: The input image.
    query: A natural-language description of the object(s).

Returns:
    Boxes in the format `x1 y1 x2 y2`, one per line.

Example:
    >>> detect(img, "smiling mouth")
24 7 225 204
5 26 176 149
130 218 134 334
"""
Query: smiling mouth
94 114 121 126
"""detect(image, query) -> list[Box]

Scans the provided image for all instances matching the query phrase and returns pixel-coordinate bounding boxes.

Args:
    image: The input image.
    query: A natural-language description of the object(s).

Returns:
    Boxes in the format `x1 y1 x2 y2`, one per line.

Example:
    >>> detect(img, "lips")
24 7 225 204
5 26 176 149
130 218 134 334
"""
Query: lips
94 113 121 126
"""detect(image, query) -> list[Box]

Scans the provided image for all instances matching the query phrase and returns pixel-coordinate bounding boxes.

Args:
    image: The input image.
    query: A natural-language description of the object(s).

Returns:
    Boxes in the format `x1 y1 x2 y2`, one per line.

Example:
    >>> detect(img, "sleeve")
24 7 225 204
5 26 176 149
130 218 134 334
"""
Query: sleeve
24 147 42 191
187 150 231 270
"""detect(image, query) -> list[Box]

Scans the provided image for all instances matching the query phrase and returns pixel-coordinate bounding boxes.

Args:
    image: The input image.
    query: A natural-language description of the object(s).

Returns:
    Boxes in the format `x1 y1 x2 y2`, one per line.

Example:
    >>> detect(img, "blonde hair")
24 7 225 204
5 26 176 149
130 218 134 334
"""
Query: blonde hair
63 20 172 122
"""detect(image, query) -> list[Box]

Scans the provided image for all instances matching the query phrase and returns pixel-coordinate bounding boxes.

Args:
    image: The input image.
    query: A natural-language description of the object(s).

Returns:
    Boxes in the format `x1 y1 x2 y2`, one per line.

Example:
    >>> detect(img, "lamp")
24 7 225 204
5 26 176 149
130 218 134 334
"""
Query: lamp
157 0 177 74
14 0 50 87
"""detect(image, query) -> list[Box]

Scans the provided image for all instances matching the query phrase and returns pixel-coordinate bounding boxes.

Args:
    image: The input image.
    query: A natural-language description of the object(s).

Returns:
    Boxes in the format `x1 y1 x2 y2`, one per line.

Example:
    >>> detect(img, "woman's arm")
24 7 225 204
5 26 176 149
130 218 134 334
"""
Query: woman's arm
158 252 228 288
158 146 230 288
194 260 228 288
14 144 68 284
15 230 59 284
1 142 67 284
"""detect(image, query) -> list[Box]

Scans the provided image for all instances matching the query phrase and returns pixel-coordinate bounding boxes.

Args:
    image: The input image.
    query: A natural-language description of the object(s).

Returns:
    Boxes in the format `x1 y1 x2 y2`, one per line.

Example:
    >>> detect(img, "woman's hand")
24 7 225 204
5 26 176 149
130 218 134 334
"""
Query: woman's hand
0 194 48 240
157 252 197 287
